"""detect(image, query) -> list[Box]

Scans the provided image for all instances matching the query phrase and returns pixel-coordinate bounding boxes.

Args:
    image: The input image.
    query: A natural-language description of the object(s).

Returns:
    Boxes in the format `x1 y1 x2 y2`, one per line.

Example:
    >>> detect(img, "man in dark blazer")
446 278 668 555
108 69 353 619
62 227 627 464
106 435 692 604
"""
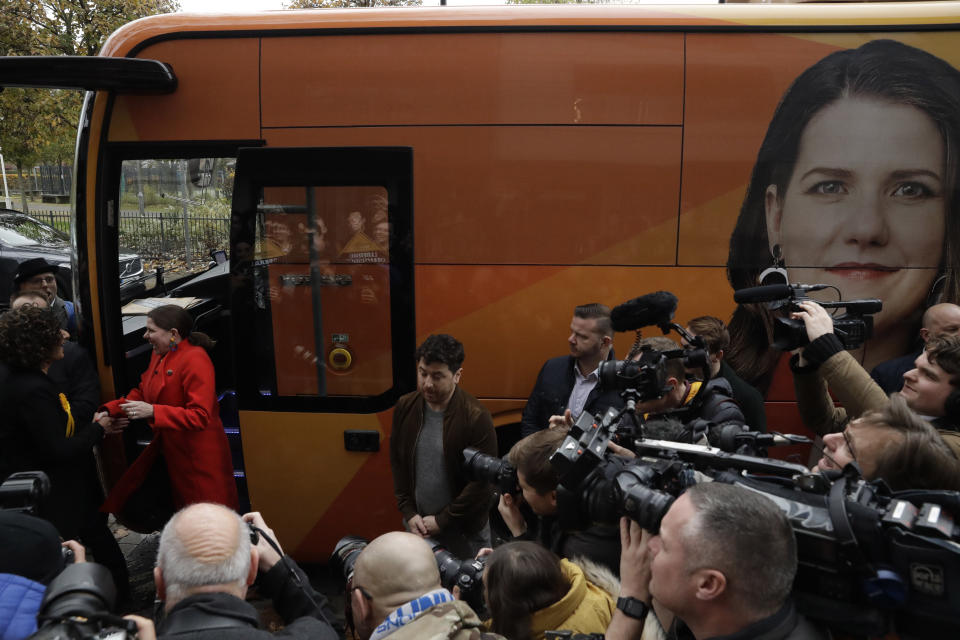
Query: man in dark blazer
520 303 623 437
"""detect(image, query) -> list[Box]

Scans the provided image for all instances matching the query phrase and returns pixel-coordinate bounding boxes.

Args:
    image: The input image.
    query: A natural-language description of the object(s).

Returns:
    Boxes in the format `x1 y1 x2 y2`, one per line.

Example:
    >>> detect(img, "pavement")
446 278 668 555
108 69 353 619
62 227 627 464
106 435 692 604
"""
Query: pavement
109 517 347 633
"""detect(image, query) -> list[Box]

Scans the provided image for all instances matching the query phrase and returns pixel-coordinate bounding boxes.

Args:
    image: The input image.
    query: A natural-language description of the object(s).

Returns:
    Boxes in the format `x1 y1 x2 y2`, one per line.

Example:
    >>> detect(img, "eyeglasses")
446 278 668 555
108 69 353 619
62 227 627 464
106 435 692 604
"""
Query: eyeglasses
841 428 858 462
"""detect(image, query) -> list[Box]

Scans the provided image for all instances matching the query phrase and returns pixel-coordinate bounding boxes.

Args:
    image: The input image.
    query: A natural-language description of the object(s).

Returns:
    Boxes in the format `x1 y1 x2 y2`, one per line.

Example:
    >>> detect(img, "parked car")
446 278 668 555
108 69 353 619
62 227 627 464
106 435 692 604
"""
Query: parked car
0 209 143 307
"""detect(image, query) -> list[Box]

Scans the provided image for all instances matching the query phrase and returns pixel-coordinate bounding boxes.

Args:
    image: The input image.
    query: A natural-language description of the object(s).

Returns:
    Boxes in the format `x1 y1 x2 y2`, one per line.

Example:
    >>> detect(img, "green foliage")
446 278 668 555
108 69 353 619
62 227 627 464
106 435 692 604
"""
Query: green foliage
285 0 421 8
0 0 180 183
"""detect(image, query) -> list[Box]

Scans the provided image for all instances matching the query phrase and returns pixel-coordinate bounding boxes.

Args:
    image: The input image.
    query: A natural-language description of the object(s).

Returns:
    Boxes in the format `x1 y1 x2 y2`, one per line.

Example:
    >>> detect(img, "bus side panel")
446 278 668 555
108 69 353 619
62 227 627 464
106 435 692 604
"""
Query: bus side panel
264 126 682 266
108 39 260 142
260 32 684 127
238 409 394 560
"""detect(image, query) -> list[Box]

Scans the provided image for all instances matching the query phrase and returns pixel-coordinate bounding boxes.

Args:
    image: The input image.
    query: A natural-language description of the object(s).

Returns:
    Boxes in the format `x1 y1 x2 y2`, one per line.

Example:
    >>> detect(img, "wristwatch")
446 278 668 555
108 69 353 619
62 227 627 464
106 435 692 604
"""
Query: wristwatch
616 596 649 620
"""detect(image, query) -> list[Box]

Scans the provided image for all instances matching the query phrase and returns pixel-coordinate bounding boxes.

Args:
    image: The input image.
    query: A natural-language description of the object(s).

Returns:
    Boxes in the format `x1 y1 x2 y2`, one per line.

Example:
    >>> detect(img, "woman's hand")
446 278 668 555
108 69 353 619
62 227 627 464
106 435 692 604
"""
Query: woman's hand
120 400 154 421
94 411 128 435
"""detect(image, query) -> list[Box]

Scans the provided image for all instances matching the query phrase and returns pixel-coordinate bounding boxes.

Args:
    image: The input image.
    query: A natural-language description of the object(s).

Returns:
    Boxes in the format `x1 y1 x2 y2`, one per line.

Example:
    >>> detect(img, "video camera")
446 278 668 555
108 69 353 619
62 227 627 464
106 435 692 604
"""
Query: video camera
547 405 960 638
601 291 711 407
331 535 488 619
733 283 881 351
0 471 51 514
1 471 76 565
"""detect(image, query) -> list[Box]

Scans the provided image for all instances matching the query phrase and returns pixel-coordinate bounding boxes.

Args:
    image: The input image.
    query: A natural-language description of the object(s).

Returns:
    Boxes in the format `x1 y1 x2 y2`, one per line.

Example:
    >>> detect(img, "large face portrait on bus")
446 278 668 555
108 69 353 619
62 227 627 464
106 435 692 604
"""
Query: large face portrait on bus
678 34 960 396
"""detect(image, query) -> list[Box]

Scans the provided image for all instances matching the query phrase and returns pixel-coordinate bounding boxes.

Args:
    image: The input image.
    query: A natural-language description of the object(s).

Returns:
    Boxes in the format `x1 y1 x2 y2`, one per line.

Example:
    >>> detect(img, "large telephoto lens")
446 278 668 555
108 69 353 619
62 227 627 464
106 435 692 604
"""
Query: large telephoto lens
330 535 369 582
463 447 518 494
615 466 675 533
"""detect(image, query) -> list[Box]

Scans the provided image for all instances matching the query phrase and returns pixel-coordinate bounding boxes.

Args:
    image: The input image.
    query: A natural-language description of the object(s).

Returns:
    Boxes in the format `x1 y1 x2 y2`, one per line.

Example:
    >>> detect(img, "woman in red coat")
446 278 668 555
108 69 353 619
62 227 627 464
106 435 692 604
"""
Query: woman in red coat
101 305 238 521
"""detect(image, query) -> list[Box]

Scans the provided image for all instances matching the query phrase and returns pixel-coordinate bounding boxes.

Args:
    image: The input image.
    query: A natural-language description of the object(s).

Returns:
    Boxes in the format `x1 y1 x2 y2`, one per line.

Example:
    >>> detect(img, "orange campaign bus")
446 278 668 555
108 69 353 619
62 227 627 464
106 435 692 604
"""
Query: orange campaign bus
2 3 960 560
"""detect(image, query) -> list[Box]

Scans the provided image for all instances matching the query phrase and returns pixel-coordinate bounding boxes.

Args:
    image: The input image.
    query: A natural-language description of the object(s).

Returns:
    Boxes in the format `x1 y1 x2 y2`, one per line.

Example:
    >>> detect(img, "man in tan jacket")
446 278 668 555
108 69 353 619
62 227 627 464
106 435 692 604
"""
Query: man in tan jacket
789 300 960 476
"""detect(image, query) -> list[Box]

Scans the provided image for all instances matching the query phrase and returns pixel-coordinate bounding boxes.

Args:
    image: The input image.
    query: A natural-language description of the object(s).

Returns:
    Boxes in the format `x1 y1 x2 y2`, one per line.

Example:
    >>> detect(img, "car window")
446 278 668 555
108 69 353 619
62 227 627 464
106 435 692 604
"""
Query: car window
0 217 69 247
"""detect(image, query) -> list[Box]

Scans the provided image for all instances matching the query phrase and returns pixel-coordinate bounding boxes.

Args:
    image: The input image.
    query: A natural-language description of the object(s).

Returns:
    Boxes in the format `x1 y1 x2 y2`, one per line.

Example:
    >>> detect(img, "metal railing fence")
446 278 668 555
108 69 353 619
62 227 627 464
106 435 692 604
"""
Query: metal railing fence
18 208 230 265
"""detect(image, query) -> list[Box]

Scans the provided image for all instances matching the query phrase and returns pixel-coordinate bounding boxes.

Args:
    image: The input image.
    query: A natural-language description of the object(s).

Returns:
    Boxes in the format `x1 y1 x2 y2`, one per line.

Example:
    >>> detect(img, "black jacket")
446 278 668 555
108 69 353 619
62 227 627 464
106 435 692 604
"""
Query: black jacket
0 368 104 539
870 348 921 394
668 601 828 640
521 354 624 437
718 361 767 433
624 377 746 447
47 342 101 426
516 513 621 577
158 556 338 640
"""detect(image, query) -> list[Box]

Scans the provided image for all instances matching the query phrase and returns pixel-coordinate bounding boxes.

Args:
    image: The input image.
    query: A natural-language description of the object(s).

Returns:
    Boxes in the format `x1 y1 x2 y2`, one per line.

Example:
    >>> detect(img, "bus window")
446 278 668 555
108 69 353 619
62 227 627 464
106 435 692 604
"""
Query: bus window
118 157 234 299
230 147 414 412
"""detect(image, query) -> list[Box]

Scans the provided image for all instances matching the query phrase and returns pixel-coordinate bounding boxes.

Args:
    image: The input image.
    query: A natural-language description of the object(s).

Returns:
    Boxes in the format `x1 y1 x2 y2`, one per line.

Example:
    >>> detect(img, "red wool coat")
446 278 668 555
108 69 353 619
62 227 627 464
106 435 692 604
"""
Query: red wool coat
101 339 238 513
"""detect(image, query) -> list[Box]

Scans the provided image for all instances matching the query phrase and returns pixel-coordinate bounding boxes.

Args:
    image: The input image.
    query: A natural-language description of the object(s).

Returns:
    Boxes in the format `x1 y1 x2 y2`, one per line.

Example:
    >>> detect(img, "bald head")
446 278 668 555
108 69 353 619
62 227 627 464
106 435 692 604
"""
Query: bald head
922 304 960 342
354 532 441 610
156 503 255 610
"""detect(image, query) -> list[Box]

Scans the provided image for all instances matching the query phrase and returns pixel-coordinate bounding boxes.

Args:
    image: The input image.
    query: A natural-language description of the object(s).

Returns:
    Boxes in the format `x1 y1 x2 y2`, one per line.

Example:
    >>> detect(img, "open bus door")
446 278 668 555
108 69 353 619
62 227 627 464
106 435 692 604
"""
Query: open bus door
227 147 416 553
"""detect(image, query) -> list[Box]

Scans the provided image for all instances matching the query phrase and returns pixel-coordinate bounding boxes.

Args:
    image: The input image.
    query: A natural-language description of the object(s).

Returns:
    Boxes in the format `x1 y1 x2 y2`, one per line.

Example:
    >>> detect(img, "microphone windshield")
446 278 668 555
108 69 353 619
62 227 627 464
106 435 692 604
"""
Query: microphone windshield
611 291 678 332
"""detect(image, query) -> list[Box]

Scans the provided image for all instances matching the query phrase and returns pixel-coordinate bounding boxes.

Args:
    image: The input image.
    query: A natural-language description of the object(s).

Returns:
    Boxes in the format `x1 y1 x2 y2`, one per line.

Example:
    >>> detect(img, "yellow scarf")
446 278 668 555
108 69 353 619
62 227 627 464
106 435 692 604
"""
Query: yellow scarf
59 393 75 437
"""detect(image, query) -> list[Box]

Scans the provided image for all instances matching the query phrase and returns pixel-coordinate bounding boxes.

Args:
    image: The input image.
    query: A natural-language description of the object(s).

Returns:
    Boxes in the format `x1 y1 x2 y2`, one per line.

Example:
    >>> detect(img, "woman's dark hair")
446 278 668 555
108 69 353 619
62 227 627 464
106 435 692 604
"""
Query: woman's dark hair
485 542 569 640
726 39 960 388
147 305 216 352
0 306 63 370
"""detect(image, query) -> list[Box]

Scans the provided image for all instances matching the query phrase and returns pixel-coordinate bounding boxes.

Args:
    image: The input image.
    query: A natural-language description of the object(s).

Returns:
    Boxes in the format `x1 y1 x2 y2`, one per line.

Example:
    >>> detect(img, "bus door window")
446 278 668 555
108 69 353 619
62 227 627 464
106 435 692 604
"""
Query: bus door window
255 186 392 398
230 146 414 411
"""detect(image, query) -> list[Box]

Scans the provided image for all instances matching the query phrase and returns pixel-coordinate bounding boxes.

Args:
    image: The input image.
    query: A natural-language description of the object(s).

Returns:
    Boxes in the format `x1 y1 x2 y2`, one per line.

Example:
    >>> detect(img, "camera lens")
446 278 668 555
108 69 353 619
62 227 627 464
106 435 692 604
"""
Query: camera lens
616 466 675 533
330 535 369 582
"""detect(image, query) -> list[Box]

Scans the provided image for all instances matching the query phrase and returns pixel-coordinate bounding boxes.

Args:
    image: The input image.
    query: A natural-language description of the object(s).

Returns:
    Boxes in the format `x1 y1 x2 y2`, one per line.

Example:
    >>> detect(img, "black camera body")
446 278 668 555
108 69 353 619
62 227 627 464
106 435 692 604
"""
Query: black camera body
0 471 51 515
550 409 693 533
28 563 135 640
428 541 487 616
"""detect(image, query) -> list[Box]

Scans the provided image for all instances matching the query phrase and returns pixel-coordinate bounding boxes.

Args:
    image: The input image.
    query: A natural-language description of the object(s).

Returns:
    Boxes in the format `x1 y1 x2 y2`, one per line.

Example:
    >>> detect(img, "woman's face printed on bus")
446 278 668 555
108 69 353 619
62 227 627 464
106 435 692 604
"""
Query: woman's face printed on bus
765 96 946 335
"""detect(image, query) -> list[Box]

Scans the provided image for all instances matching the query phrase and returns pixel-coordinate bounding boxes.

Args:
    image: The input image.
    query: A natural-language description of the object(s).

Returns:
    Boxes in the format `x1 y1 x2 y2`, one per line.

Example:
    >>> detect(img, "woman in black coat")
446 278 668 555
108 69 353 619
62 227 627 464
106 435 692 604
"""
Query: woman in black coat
0 305 128 596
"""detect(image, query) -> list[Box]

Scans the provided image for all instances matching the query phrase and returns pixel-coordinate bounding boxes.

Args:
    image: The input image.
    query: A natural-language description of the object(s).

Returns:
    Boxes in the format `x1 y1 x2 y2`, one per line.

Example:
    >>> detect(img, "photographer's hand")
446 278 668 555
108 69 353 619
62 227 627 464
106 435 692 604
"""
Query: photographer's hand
607 440 636 459
124 615 156 640
791 300 834 342
498 493 528 537
619 517 653 604
548 410 573 431
243 511 282 572
607 518 654 640
61 539 86 563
